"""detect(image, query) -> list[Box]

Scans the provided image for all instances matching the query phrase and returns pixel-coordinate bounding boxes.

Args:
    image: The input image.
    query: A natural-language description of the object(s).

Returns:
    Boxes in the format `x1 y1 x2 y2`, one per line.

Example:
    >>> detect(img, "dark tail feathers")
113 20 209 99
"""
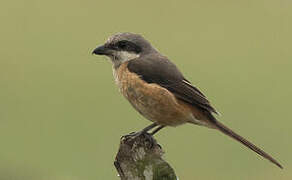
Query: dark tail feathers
212 119 283 169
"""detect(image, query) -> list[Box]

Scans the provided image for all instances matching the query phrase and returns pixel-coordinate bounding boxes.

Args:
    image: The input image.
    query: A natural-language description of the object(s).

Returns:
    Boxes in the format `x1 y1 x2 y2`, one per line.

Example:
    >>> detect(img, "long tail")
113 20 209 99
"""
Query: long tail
211 119 283 169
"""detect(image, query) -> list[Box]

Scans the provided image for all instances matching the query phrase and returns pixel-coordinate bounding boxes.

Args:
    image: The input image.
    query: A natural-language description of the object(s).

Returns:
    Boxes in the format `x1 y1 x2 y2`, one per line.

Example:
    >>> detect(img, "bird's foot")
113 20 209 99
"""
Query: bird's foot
120 131 141 140
121 131 156 148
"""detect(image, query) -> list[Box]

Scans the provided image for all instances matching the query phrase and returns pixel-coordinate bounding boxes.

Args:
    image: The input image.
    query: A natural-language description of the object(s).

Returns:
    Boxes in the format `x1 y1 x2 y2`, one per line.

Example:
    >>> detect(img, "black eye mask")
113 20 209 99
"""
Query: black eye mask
110 40 142 54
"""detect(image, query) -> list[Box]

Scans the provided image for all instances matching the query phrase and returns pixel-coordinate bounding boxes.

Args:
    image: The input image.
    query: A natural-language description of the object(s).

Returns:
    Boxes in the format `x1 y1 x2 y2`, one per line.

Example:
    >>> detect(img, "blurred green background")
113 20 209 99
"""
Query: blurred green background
0 0 291 179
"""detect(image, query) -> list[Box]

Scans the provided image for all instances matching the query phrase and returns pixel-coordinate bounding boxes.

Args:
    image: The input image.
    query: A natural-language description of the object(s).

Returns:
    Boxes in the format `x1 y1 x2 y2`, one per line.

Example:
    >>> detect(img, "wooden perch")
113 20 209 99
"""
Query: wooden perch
114 133 177 180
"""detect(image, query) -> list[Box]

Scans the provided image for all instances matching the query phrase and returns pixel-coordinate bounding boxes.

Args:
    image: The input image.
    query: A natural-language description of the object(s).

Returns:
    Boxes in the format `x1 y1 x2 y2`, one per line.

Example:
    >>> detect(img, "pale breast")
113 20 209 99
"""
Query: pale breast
112 62 194 126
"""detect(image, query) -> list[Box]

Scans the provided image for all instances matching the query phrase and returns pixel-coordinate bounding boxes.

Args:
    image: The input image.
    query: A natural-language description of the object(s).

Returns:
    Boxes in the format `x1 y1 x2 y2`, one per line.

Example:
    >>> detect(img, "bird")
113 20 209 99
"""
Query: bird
92 32 282 169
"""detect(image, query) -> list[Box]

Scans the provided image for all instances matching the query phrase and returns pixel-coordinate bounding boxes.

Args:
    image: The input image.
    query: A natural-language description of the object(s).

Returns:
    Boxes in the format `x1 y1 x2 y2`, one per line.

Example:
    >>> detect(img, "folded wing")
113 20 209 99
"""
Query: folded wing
127 55 219 115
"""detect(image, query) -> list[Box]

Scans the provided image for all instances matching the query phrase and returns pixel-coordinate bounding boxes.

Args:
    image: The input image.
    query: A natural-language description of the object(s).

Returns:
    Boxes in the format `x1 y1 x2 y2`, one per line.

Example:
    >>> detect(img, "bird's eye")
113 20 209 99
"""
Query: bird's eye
117 41 128 50
113 40 142 53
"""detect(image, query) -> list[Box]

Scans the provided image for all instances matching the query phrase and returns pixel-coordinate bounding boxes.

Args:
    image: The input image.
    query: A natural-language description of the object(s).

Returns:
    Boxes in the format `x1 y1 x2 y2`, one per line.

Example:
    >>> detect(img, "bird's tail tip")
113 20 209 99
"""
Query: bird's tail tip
212 119 283 169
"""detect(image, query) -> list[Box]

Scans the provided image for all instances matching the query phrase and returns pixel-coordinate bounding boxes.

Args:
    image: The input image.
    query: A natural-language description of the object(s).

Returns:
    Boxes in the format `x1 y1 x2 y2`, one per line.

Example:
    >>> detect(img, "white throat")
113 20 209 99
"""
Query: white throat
116 51 140 62
111 51 140 68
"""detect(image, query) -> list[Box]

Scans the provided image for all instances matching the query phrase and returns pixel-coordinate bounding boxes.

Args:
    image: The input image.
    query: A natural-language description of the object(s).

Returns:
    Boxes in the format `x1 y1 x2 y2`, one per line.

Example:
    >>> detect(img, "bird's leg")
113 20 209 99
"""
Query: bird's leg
140 123 158 134
122 123 158 140
122 123 160 148
150 125 165 135
128 123 158 136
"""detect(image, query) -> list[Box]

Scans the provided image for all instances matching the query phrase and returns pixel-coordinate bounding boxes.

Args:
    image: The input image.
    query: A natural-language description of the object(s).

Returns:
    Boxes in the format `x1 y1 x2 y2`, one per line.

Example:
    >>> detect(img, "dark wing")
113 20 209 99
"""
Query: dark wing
127 55 219 114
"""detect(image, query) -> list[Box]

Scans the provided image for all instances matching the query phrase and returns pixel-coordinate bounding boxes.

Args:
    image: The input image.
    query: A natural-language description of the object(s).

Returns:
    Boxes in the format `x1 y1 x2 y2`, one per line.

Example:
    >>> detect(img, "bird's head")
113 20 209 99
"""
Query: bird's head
92 32 155 67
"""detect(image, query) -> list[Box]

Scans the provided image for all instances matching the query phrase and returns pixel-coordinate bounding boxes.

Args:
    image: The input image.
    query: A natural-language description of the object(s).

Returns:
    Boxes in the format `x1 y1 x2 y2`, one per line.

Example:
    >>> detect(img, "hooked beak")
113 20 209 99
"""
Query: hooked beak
92 45 111 55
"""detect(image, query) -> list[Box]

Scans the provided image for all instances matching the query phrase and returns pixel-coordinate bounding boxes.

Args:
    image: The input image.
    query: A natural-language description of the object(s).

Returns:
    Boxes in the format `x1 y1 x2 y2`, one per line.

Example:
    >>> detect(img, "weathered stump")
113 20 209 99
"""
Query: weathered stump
114 133 177 180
